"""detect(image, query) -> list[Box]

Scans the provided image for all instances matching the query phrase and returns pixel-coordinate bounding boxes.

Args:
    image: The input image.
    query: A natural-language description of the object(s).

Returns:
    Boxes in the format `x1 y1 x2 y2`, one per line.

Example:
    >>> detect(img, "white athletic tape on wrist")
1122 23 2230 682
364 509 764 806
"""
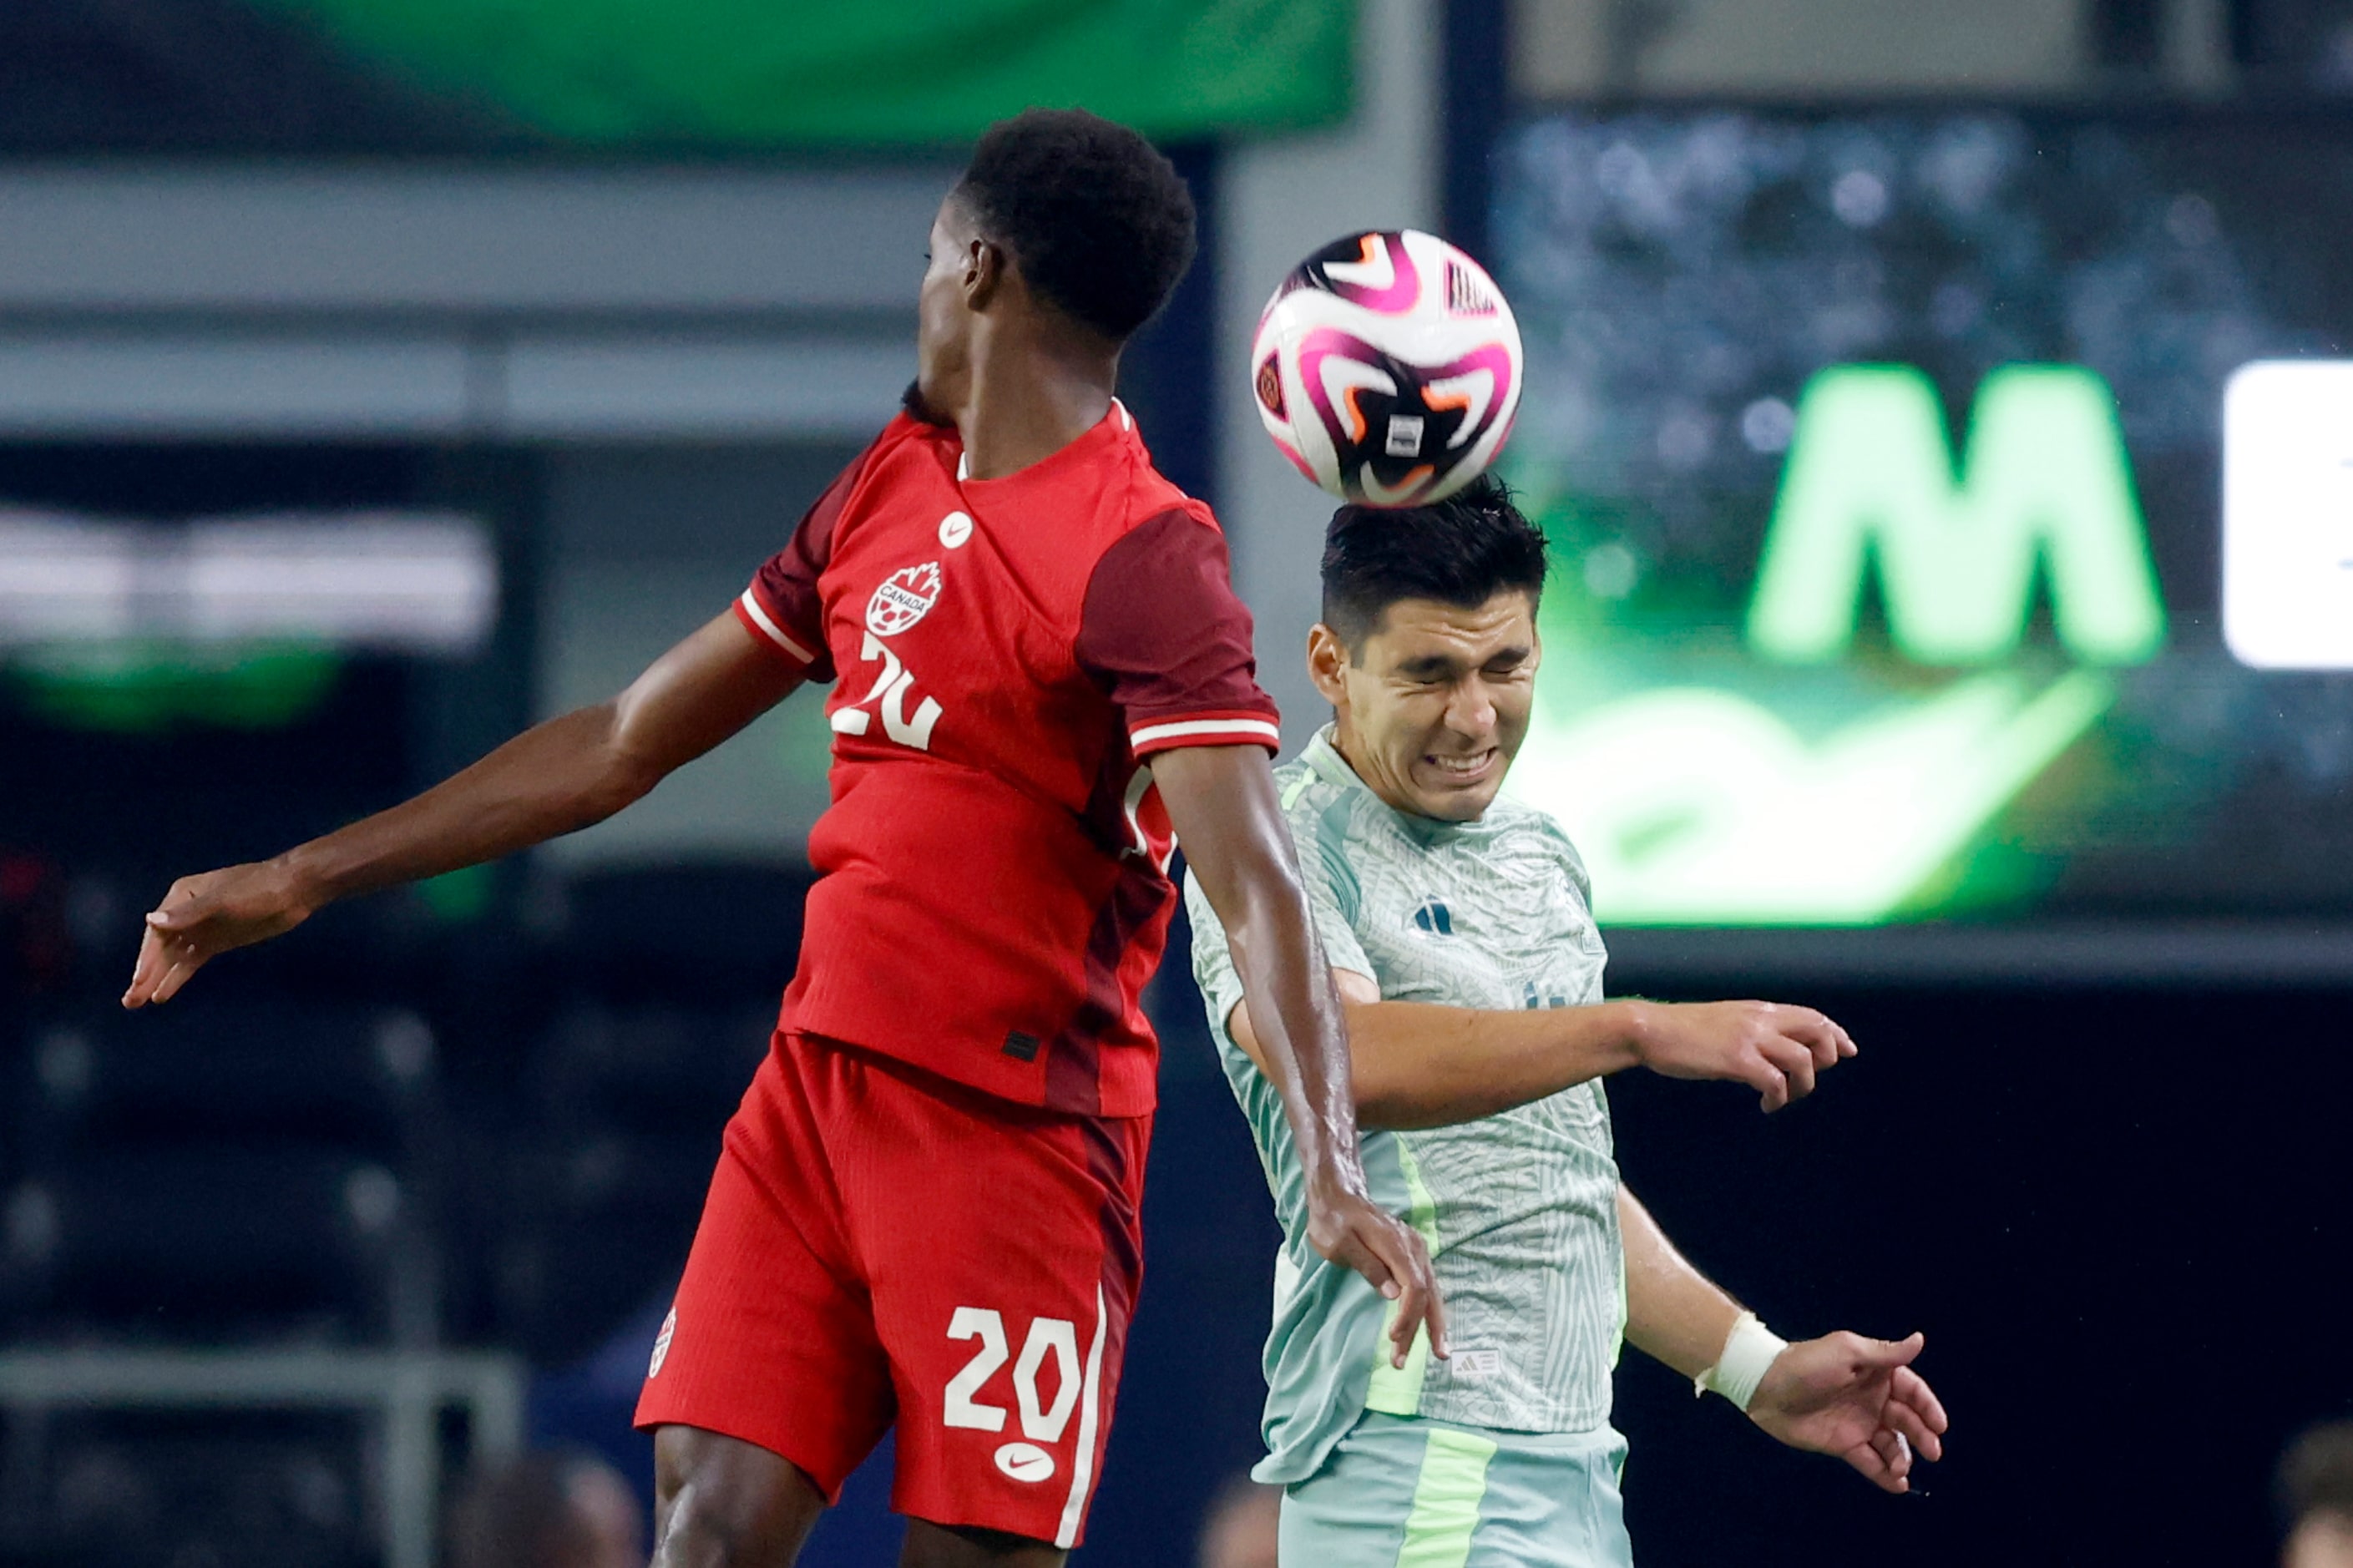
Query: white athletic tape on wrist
1693 1311 1788 1414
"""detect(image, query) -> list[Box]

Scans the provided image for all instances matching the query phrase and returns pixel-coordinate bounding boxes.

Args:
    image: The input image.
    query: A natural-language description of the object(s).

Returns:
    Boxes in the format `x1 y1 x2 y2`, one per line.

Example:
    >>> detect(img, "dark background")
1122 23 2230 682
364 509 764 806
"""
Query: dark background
4 3 2351 1566
1079 960 2353 1567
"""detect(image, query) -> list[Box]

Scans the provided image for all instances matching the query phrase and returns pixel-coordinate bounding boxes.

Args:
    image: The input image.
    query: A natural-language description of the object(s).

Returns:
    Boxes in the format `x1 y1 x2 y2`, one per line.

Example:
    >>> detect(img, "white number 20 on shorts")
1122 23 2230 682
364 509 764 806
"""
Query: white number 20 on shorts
943 1307 1081 1444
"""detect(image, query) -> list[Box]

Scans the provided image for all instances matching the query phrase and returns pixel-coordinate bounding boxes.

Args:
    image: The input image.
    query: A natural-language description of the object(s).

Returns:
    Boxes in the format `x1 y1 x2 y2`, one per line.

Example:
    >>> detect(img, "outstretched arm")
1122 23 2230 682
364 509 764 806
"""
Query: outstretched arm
1619 1186 1949 1495
1620 1184 1746 1378
1228 986 1855 1128
124 611 806 1006
1155 742 1445 1370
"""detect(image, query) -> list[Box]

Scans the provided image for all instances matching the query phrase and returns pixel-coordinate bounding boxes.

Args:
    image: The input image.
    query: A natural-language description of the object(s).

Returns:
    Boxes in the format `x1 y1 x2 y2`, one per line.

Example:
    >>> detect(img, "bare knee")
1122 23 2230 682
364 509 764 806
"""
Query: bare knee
652 1425 825 1568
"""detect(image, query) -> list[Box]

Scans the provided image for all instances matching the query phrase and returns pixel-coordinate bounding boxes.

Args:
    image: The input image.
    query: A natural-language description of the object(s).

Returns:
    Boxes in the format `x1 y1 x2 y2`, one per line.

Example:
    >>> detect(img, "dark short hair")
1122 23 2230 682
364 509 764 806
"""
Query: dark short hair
955 108 1197 341
1320 475 1550 651
2280 1421 2353 1531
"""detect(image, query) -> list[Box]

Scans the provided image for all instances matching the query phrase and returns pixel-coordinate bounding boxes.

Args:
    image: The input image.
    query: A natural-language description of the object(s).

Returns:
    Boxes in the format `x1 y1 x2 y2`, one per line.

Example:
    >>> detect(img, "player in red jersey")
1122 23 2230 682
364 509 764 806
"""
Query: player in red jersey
121 110 1442 1566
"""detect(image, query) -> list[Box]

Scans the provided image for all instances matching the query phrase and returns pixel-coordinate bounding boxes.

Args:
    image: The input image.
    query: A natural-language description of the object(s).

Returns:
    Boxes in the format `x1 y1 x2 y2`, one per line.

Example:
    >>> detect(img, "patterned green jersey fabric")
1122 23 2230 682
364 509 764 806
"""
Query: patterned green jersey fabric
1185 726 1626 1485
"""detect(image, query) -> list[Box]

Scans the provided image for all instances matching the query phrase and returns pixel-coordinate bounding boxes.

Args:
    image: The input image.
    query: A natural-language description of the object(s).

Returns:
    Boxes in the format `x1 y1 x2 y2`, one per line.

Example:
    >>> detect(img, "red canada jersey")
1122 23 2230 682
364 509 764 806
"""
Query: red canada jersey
731 403 1279 1117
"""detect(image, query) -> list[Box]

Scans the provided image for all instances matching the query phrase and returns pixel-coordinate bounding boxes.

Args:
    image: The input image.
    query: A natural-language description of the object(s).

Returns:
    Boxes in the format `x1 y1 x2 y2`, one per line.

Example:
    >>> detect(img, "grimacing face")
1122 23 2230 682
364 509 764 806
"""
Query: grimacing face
1308 589 1541 823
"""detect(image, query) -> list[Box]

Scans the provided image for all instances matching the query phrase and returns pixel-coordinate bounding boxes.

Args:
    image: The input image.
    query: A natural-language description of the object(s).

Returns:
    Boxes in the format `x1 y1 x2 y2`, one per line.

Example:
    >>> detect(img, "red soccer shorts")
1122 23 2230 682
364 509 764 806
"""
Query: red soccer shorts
634 1031 1150 1549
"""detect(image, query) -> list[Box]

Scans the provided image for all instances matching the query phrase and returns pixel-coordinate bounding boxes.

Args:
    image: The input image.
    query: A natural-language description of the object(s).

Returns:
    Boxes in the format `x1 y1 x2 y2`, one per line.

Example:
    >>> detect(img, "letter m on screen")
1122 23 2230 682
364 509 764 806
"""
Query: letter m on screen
1746 365 2165 665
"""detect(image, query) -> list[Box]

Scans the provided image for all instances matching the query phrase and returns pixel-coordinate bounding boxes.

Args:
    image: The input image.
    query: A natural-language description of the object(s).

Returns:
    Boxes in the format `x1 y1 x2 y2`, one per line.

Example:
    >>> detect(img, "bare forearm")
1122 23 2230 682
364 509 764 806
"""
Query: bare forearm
1349 999 1654 1129
1619 1186 1743 1379
279 612 798 909
282 704 649 906
123 612 800 1011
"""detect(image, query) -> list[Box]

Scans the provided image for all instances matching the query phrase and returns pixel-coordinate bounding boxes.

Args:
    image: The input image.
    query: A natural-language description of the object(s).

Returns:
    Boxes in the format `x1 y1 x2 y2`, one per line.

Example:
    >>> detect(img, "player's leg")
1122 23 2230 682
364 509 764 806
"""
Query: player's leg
1451 1424 1632 1568
898 1519 1066 1567
1277 1412 1432 1566
651 1425 827 1566
1280 1413 1635 1568
636 1038 898 1566
817 1039 1151 1556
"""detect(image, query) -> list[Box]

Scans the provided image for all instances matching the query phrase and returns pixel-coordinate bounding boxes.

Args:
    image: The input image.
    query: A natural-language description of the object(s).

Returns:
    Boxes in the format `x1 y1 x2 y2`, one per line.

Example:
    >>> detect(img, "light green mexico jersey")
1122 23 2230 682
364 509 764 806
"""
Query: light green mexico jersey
1185 726 1626 1485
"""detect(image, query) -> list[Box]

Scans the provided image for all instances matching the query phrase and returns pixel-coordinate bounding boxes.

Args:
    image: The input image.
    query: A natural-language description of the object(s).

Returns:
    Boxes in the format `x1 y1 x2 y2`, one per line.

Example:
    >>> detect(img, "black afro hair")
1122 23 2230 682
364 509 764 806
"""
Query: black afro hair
956 108 1197 341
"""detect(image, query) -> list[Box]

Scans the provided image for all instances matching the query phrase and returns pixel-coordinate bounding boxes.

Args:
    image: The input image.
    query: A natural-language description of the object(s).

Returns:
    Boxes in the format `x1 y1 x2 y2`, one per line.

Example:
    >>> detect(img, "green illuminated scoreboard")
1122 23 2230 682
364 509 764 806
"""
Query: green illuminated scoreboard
1492 109 2353 931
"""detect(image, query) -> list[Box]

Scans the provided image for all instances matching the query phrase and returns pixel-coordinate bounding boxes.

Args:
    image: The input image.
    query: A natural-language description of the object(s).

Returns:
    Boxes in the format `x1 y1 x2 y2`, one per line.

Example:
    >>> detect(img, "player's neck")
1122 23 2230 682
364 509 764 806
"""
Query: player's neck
954 329 1121 481
1326 721 1403 815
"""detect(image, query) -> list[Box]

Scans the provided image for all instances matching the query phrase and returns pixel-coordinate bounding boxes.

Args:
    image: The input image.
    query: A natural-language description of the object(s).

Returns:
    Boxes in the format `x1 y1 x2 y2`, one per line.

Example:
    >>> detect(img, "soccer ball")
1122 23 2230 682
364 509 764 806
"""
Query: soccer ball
1250 230 1523 508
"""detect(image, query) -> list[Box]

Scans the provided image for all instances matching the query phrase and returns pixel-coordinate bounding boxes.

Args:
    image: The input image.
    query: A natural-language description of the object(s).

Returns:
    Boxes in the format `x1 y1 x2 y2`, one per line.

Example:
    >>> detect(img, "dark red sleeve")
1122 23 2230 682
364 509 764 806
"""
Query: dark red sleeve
1076 508 1283 759
731 435 886 684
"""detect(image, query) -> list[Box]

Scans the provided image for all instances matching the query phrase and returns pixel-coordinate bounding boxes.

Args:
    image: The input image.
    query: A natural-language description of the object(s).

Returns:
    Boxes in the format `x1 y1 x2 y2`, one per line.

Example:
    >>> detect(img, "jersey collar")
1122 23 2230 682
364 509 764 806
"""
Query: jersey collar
1301 724 1363 792
1303 723 1489 842
953 398 1134 487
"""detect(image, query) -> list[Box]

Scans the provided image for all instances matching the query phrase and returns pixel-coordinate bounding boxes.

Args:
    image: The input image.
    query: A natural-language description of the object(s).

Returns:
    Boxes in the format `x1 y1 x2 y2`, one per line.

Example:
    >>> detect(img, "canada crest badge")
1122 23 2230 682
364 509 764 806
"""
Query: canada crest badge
866 562 942 637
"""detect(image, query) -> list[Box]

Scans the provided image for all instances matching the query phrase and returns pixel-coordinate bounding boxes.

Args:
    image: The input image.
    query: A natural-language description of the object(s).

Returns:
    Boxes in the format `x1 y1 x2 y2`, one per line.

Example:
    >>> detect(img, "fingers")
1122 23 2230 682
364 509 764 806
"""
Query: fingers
1883 1396 1943 1462
1738 1008 1856 1111
1890 1362 1949 1436
127 928 208 1008
152 953 204 1004
1769 1007 1844 1069
1359 1218 1444 1368
1388 1280 1423 1368
125 881 205 1008
1869 1429 1914 1492
1850 1329 1925 1370
1334 1230 1398 1300
1777 1006 1855 1068
122 925 169 1009
1844 1433 1907 1495
1756 1035 1814 1107
1419 1242 1447 1361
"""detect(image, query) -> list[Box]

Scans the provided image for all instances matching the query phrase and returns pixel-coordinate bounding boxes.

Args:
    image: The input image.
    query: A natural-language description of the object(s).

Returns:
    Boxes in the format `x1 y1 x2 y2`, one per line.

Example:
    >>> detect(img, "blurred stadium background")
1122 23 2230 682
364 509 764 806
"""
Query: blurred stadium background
3 0 2351 1563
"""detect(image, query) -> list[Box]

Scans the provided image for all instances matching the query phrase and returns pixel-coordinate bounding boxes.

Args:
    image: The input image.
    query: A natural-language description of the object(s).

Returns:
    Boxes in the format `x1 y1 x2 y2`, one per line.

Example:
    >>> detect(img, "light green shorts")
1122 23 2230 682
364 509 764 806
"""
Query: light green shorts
1279 1412 1635 1568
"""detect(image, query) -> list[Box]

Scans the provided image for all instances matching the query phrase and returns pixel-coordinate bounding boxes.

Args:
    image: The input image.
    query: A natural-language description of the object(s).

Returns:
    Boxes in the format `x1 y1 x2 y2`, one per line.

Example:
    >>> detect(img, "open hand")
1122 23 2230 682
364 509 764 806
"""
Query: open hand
1747 1330 1947 1494
1306 1185 1446 1370
1635 1000 1855 1111
122 861 314 1008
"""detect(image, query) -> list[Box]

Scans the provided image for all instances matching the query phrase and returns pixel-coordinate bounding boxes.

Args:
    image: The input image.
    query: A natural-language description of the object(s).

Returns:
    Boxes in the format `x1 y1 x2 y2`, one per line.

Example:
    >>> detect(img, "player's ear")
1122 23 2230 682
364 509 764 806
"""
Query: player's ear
964 237 1004 311
1307 623 1351 706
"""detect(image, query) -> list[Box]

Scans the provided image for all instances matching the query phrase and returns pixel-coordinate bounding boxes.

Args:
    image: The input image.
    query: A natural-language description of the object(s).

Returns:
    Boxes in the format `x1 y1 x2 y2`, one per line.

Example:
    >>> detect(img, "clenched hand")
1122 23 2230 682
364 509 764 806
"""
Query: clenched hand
1635 1000 1857 1111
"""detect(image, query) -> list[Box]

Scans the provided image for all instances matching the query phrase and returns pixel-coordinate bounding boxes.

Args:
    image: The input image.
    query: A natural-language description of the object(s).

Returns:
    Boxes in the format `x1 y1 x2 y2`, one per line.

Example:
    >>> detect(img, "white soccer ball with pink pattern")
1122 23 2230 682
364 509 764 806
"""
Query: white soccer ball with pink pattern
1250 229 1524 508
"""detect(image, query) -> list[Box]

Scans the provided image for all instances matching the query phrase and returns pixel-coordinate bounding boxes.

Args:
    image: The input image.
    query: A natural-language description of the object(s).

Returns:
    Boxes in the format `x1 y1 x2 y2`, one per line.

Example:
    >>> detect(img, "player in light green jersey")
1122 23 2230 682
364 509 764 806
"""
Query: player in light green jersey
1185 477 1948 1566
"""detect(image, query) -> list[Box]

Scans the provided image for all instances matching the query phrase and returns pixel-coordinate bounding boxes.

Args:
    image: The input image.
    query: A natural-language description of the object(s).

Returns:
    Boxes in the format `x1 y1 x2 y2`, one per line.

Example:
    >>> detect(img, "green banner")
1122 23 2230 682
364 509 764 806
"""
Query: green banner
251 0 1354 144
